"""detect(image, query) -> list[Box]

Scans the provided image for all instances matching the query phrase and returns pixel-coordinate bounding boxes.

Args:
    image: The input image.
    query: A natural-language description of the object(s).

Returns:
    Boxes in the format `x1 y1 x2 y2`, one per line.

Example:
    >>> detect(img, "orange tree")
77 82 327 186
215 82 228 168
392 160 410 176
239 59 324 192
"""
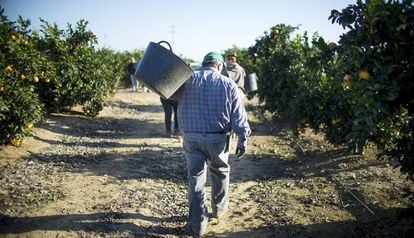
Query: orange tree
248 24 303 113
1 9 133 145
230 31 347 134
32 19 132 116
0 9 45 145
330 0 414 180
33 19 108 116
248 24 351 145
249 1 414 181
96 48 128 96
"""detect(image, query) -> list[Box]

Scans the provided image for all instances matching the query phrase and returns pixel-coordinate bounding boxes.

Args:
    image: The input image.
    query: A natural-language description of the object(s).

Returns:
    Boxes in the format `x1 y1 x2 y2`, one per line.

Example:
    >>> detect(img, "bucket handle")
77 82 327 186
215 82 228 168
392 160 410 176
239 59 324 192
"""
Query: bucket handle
157 41 173 52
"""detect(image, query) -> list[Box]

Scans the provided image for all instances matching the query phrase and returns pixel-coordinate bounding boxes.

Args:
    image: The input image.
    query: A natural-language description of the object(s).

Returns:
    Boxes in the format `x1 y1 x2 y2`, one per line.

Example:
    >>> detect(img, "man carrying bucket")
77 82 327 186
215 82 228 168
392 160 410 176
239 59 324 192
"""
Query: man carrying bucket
178 52 251 236
225 52 247 98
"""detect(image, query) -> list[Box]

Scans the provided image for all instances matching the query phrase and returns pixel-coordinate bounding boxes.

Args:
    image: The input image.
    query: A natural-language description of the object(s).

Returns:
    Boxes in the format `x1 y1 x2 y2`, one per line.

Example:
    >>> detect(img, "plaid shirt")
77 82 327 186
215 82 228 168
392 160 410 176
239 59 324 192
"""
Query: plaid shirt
178 67 251 147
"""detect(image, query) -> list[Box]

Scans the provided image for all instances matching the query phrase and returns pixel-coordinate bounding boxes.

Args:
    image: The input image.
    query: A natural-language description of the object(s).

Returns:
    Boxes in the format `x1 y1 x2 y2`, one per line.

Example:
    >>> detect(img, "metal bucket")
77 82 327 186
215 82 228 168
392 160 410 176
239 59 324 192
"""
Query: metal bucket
134 41 193 99
245 72 258 93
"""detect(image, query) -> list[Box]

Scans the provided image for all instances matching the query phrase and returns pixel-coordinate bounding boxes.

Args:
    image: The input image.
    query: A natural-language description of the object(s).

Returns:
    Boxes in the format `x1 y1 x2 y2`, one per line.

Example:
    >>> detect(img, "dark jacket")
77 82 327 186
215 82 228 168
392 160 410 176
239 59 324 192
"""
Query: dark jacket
127 62 138 75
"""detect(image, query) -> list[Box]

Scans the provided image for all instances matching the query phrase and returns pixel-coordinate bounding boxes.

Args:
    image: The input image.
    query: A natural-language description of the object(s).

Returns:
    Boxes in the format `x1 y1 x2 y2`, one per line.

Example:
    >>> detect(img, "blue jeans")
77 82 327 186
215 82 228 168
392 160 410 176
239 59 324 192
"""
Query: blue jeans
182 132 230 234
160 97 179 134
130 74 138 91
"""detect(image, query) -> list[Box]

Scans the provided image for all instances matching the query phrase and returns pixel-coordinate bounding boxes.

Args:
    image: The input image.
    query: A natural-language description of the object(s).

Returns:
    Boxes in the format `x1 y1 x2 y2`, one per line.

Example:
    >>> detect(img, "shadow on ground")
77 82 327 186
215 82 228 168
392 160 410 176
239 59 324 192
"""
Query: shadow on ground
33 104 167 147
28 145 187 184
1 206 412 237
0 212 190 236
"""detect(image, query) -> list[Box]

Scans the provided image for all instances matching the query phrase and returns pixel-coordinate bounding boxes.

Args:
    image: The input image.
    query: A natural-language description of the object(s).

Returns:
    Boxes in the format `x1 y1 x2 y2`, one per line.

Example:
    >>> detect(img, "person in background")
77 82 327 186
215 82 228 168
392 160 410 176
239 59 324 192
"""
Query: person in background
225 52 246 96
127 57 138 92
178 52 251 236
160 97 179 137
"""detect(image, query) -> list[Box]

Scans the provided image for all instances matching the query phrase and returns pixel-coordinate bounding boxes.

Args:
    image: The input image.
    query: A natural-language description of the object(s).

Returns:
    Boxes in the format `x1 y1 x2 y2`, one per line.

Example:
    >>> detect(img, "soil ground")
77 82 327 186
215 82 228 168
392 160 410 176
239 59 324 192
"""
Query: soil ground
0 88 413 238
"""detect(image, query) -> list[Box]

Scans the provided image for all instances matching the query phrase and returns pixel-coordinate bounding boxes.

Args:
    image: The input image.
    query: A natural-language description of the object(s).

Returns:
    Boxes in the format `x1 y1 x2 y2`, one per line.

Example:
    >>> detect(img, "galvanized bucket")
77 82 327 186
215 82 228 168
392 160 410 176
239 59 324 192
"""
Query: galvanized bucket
245 72 258 93
134 41 193 99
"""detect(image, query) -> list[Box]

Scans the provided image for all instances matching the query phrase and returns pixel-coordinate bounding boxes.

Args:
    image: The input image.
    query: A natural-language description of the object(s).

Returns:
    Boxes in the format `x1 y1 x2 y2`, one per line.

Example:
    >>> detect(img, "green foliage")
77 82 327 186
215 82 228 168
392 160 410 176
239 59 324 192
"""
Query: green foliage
0 7 141 145
33 19 108 115
330 0 414 180
245 1 414 181
0 9 44 145
248 24 347 144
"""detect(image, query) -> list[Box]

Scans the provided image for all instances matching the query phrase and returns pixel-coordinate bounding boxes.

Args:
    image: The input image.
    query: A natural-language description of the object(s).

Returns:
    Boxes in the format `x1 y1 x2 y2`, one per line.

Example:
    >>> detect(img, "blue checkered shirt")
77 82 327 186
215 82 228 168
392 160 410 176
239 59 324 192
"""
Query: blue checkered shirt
178 67 251 147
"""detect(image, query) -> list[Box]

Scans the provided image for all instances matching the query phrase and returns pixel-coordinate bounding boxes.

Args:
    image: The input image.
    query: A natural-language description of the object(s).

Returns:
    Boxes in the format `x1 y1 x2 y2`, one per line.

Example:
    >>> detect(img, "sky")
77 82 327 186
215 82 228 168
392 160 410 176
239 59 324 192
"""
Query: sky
2 0 356 61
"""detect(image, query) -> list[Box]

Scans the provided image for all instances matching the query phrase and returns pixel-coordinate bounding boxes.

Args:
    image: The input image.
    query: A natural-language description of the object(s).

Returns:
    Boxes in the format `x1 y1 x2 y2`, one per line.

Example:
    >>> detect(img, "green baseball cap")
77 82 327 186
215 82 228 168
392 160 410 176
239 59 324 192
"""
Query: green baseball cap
203 52 224 64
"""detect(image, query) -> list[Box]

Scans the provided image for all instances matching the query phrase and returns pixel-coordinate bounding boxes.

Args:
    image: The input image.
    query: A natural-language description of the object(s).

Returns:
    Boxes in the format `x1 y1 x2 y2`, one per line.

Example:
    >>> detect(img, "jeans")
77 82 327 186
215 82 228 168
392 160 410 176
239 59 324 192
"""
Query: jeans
160 97 179 133
130 74 138 91
182 132 230 234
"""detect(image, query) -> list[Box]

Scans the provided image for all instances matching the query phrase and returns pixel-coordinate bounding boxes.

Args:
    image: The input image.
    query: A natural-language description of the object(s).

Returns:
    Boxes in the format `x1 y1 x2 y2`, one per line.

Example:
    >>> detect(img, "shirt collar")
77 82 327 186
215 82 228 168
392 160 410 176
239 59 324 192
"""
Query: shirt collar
201 66 219 72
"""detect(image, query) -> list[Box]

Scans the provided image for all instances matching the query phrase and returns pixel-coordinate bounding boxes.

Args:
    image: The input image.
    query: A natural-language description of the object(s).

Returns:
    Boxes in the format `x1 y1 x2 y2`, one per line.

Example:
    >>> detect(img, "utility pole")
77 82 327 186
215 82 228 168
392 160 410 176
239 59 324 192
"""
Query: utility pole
170 25 176 48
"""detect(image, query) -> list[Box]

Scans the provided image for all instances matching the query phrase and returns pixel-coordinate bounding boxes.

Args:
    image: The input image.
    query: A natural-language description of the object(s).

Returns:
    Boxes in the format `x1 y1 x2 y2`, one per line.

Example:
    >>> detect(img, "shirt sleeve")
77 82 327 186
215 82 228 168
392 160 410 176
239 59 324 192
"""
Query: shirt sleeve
230 86 251 148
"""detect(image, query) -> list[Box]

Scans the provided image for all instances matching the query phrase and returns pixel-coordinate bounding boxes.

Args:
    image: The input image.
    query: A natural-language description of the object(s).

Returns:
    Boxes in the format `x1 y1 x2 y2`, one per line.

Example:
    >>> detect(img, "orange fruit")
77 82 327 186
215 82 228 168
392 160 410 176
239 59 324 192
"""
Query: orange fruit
44 78 50 83
10 34 16 41
358 69 370 80
5 64 13 73
33 76 39 83
19 74 26 80
27 123 33 129
331 118 341 125
0 86 4 93
10 137 22 147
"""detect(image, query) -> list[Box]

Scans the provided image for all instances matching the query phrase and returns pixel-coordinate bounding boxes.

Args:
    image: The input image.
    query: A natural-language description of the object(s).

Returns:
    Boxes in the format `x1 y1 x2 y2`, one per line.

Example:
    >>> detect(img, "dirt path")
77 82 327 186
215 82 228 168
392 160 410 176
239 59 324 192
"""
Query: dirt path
0 89 413 238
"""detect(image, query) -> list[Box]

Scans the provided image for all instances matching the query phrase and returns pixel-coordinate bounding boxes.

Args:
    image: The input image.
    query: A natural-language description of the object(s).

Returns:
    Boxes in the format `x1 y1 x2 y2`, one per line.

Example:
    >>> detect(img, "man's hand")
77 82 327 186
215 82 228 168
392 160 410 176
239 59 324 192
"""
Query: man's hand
235 146 246 160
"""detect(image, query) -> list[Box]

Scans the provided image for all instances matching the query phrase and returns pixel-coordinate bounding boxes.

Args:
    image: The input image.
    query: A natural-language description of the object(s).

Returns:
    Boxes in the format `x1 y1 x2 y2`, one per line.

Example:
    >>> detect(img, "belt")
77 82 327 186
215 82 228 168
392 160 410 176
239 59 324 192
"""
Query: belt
184 131 226 134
